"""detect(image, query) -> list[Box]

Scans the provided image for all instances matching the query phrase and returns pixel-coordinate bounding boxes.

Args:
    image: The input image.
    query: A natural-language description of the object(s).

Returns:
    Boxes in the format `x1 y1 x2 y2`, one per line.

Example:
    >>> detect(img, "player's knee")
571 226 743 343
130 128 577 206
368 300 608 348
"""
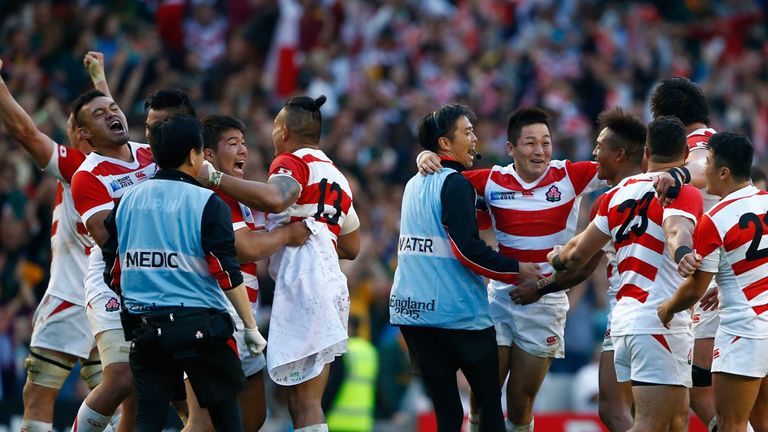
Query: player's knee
24 347 75 390
79 352 104 390
102 363 134 398
692 364 713 387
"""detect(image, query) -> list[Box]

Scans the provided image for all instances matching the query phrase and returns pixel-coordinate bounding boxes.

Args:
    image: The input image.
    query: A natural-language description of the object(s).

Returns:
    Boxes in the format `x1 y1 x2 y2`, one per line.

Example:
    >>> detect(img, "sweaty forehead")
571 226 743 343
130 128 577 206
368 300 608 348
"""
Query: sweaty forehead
84 96 116 112
520 123 550 138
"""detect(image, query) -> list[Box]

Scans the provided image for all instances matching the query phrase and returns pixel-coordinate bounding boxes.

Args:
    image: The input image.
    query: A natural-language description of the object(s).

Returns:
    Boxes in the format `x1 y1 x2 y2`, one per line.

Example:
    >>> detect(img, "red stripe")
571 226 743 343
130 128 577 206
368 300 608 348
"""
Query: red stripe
732 257 768 277
226 337 239 355
617 256 658 282
616 283 649 303
709 191 768 217
300 153 335 166
241 262 257 275
498 244 550 263
731 336 742 344
742 275 768 301
489 165 567 191
206 252 233 289
246 287 258 303
91 161 152 176
446 229 518 284
490 200 576 237
47 300 74 318
753 303 768 316
652 334 672 352
615 233 665 254
110 256 122 292
76 222 89 236
693 215 722 258
51 220 59 237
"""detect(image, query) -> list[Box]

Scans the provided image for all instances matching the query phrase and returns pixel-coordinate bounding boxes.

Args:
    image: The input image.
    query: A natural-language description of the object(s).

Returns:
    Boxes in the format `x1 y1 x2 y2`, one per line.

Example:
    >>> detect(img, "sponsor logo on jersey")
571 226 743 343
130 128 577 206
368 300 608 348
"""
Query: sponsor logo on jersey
490 191 516 200
545 185 562 202
105 297 121 312
546 335 558 346
713 348 720 359
135 171 147 179
692 313 701 323
390 295 435 320
109 176 134 192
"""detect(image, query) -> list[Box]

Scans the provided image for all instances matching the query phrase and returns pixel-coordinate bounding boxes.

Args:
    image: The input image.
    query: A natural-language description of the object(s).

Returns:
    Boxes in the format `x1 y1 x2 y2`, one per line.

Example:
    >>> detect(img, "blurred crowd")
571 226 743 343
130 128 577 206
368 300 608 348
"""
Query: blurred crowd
1 0 767 426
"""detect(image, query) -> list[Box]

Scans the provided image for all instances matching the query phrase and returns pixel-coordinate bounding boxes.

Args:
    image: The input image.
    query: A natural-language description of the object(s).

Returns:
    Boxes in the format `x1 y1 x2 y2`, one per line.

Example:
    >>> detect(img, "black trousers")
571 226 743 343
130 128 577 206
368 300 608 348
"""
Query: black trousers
400 325 504 432
128 308 247 431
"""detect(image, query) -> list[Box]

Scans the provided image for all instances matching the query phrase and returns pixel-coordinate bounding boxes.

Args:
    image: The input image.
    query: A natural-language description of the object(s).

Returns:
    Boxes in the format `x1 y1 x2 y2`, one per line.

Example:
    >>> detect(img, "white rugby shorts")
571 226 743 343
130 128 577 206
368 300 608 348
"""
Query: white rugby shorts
613 332 694 387
31 293 94 359
712 329 768 379
488 289 567 358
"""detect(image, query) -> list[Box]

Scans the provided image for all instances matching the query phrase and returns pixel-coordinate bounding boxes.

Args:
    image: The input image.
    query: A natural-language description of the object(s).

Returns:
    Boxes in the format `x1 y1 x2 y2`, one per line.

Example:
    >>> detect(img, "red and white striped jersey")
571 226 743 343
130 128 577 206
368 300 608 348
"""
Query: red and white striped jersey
267 148 353 241
217 191 263 316
466 159 602 298
70 142 157 304
42 140 90 306
688 127 720 211
695 185 768 338
594 172 703 334
591 194 620 308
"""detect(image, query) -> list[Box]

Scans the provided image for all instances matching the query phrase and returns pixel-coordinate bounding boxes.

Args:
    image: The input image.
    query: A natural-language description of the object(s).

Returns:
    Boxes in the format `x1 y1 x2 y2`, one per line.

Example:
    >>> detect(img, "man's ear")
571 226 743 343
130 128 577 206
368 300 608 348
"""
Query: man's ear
78 127 92 142
437 136 451 152
203 147 215 163
615 148 627 163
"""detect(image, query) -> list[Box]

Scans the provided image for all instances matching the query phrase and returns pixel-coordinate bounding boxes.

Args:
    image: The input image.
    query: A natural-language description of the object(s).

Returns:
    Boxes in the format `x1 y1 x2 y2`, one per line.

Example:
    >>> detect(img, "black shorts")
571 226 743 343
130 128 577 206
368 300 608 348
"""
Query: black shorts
399 325 498 376
129 309 247 407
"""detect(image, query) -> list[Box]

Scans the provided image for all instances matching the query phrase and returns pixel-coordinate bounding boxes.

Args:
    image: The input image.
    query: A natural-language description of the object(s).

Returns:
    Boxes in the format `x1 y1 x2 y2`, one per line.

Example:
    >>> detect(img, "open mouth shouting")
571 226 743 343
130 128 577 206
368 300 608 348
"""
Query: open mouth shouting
233 159 246 177
108 119 126 136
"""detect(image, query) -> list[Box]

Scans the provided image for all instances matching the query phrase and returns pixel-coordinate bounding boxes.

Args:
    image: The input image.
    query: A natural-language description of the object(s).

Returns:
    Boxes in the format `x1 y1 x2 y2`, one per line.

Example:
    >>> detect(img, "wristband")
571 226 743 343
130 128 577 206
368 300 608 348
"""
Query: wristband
536 276 563 296
674 246 693 264
90 70 106 84
665 168 683 199
551 254 567 271
678 166 691 184
210 169 223 188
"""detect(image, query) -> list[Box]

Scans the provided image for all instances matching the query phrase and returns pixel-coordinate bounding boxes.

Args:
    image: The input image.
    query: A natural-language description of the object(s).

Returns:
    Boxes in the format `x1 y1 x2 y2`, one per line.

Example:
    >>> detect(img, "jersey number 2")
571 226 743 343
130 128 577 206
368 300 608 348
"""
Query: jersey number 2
314 178 343 225
739 212 768 261
615 191 655 242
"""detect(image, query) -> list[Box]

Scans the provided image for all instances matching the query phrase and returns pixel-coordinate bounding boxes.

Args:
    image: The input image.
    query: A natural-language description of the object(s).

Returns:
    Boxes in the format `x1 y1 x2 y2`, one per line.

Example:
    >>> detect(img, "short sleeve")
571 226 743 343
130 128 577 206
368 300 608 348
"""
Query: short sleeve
71 171 114 224
663 185 703 223
567 160 602 195
462 168 491 195
593 191 612 235
268 153 310 190
43 141 86 184
693 214 722 273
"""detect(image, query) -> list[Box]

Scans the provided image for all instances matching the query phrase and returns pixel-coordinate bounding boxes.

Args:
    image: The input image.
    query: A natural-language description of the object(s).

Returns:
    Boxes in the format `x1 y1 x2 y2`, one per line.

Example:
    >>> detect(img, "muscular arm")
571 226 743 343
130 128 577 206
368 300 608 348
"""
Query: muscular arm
662 215 696 259
666 270 714 314
556 222 611 270
656 148 707 203
86 210 112 248
0 64 53 167
84 51 113 99
337 228 360 260
234 221 309 263
213 174 300 214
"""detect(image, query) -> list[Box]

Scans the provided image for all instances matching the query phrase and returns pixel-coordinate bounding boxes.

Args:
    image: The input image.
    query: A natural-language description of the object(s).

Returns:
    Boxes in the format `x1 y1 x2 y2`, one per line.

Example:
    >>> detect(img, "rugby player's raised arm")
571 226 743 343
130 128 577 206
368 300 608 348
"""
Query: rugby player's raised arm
84 51 113 99
0 59 55 167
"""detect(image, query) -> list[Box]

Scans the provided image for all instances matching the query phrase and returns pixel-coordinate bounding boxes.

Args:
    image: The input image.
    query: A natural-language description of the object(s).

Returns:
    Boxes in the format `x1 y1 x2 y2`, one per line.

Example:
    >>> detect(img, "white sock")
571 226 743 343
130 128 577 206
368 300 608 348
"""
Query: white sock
505 418 534 432
294 424 329 432
467 413 480 432
747 421 755 432
72 402 112 432
20 420 52 432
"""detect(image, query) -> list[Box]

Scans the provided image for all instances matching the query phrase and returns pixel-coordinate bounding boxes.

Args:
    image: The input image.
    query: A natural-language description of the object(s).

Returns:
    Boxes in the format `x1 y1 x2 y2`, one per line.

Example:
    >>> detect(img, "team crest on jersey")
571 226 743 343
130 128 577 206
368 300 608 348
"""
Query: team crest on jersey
546 336 558 346
277 167 293 175
105 297 120 312
545 185 562 202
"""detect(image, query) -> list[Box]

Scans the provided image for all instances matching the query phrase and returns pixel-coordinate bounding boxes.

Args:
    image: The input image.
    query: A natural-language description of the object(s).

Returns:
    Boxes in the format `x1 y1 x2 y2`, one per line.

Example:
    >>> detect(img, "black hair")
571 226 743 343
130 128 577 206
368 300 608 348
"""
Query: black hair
70 89 107 127
148 114 204 169
708 132 753 181
282 95 326 144
646 116 688 163
144 88 196 117
417 104 477 151
596 107 647 165
751 166 767 187
650 77 709 126
506 107 550 144
202 115 245 151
